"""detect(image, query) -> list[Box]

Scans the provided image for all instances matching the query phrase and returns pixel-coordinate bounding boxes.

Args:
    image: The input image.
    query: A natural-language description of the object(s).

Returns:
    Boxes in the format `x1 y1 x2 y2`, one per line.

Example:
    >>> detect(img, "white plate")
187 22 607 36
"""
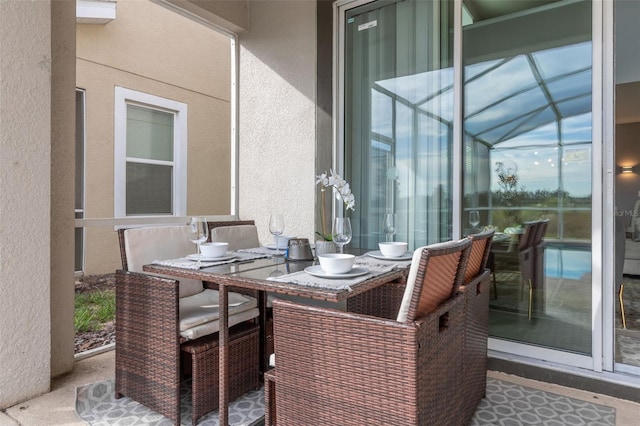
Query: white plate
186 253 237 262
304 265 370 279
265 244 288 250
366 250 413 261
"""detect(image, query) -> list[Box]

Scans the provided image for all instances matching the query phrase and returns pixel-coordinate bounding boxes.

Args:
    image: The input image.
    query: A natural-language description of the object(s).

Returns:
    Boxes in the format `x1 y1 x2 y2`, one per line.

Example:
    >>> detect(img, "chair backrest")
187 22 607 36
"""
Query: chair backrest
518 221 538 251
117 225 204 298
211 225 260 251
464 229 494 285
397 238 471 323
532 219 549 246
206 220 256 242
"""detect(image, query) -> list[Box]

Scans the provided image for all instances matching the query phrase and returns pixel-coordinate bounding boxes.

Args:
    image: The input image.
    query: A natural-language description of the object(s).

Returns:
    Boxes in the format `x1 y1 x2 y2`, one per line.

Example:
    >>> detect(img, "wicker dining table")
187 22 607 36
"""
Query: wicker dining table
143 251 408 425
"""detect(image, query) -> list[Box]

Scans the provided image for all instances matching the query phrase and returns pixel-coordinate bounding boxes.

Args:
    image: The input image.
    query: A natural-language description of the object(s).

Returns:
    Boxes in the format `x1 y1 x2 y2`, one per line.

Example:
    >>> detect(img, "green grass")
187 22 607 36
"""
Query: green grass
74 290 116 333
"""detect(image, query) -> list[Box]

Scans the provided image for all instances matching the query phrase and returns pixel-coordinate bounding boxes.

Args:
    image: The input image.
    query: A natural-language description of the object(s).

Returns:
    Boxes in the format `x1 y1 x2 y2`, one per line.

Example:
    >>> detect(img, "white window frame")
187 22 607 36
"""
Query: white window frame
114 87 187 217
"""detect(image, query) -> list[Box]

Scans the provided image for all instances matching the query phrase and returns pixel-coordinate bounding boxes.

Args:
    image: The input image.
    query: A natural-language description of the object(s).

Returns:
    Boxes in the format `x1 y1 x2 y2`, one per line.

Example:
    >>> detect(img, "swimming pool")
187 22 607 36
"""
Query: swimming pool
544 242 591 280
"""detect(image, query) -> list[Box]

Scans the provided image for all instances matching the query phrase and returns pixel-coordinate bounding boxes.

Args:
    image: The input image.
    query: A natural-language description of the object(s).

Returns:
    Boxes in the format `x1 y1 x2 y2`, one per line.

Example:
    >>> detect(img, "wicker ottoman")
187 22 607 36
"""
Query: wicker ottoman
181 322 260 425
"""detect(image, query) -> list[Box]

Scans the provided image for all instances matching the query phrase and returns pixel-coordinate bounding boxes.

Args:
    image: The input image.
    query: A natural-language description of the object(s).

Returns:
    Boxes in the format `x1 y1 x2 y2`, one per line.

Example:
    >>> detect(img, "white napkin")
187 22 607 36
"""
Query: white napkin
153 251 269 270
356 254 412 270
237 246 280 256
152 257 238 270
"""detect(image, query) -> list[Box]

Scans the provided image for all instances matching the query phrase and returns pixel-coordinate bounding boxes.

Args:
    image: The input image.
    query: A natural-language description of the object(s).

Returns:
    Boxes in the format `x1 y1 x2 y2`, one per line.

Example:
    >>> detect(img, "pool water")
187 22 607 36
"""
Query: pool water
544 246 591 280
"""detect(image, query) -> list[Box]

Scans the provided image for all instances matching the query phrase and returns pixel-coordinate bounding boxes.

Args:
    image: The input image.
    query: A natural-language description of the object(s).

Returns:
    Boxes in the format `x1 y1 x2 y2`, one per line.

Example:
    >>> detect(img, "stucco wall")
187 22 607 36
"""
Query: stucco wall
0 0 52 406
77 0 233 274
51 0 77 378
238 1 317 244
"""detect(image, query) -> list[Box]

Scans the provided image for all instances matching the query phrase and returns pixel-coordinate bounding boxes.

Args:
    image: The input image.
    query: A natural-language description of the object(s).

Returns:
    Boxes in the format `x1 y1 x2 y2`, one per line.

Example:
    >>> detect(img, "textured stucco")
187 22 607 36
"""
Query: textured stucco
238 1 317 244
50 0 77 377
0 0 52 406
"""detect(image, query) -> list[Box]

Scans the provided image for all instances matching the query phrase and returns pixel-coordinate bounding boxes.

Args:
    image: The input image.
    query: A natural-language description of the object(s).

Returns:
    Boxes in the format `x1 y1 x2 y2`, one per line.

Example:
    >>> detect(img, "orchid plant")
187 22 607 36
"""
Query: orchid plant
316 169 355 241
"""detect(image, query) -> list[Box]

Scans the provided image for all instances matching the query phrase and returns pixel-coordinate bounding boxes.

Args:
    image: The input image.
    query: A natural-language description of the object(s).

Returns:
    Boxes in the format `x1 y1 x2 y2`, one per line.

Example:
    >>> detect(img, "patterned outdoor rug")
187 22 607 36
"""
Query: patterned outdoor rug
75 379 264 425
472 377 615 425
76 377 615 425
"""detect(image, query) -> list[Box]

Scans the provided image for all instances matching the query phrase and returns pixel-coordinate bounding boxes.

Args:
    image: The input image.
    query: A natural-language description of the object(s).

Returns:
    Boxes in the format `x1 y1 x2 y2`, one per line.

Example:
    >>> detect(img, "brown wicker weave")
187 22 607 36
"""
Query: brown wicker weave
269 239 471 426
460 229 494 425
182 322 259 424
271 295 465 425
143 255 408 425
115 219 261 425
115 270 181 424
115 270 260 425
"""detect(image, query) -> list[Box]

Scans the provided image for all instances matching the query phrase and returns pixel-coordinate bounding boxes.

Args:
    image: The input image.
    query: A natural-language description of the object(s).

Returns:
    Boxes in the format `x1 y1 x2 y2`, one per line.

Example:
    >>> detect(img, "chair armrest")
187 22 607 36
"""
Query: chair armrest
115 270 181 409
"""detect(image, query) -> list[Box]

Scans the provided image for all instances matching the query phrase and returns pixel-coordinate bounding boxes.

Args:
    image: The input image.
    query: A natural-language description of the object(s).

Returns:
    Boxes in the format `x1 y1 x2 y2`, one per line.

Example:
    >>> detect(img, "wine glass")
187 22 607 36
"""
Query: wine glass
269 214 285 250
383 213 397 242
187 217 209 267
332 217 352 254
469 210 480 229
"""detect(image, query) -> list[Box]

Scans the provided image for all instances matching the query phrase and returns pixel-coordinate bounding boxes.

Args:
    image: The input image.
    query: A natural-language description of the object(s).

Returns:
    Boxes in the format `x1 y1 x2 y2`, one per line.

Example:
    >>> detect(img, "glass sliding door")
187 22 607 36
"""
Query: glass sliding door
462 0 594 354
343 0 454 250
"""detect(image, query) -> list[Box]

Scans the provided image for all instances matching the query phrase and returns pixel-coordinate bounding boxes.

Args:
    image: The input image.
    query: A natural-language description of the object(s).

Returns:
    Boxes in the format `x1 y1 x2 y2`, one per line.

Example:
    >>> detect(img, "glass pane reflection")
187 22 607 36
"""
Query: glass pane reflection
462 0 593 354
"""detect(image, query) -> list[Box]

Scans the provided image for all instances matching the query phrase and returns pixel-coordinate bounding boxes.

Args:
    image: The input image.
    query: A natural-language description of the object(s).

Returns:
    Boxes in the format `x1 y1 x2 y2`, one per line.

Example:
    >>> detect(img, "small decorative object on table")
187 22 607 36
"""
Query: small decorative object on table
316 169 355 245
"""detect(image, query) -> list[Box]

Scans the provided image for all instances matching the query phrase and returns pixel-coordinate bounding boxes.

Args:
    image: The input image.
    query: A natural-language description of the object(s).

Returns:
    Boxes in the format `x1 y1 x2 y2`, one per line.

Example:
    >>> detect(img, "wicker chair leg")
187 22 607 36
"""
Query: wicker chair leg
264 369 276 426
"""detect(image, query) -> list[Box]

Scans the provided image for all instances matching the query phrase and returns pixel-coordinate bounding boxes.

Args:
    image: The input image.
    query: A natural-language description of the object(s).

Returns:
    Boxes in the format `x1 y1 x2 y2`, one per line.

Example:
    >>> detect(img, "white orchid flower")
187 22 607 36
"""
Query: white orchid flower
316 169 355 213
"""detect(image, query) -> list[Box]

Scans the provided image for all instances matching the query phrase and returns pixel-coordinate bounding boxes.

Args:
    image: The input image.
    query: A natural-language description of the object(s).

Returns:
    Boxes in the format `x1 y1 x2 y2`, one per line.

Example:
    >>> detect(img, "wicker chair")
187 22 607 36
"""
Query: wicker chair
460 229 494 425
269 238 471 426
115 221 261 425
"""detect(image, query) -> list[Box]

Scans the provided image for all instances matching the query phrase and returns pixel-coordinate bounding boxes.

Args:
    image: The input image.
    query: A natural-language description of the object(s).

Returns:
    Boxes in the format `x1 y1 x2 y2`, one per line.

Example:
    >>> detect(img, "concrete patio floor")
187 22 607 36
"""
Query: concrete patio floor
2 347 640 425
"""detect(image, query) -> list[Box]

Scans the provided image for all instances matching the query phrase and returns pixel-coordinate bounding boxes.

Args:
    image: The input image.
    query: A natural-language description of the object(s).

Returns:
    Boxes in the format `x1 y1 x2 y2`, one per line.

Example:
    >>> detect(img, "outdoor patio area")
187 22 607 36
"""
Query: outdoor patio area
1 349 639 426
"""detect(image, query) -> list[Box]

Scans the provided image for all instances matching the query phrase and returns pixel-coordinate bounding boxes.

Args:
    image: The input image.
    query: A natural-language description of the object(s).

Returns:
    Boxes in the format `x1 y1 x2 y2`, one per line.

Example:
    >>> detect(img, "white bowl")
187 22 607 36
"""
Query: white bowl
378 242 408 257
200 242 229 258
317 253 355 274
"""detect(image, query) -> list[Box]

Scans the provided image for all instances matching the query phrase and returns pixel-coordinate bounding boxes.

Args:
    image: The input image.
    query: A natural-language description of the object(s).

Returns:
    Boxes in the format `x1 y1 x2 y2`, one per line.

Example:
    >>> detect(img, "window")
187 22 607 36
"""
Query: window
76 88 86 271
114 87 187 217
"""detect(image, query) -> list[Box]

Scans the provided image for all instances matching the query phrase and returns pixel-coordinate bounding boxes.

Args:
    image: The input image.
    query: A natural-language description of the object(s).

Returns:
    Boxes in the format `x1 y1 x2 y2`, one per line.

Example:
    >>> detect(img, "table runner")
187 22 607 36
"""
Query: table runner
266 255 410 291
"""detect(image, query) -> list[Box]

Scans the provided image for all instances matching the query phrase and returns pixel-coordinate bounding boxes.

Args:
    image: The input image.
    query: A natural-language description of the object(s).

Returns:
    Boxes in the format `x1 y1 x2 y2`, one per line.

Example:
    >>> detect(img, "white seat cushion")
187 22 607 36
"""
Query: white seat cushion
181 308 260 340
396 247 425 322
179 289 259 340
123 225 203 298
396 241 465 322
212 225 260 251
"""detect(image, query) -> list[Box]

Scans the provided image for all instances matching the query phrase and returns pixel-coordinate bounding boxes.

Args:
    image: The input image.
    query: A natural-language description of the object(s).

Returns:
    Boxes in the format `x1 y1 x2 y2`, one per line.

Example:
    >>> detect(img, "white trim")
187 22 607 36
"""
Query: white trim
76 0 116 25
230 36 239 216
114 87 187 218
601 0 616 374
452 0 463 240
591 0 604 374
74 215 239 230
